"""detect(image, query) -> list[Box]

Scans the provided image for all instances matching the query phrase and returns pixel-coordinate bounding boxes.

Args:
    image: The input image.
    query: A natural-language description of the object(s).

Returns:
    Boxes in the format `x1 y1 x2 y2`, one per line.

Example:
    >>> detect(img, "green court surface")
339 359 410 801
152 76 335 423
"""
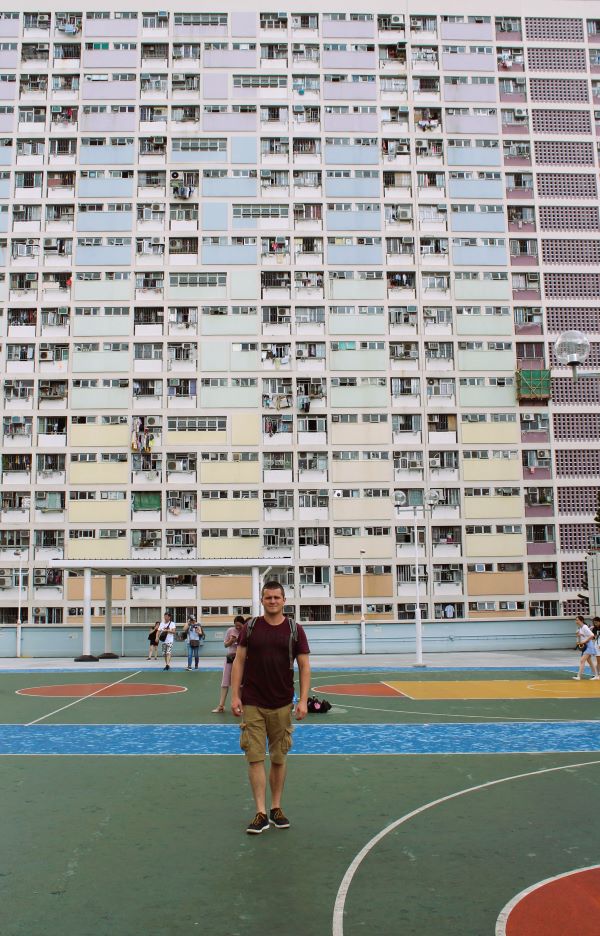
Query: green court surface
2 666 600 936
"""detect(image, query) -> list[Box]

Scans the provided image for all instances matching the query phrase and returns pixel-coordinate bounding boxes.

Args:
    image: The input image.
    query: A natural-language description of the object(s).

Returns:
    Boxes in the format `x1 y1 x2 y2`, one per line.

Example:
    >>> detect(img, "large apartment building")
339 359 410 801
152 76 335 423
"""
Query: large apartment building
0 2 599 629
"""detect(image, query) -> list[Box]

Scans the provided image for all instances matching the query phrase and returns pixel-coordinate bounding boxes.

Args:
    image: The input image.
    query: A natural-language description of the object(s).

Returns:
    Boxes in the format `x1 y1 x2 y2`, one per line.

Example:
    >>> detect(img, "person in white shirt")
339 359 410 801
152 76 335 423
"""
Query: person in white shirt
159 612 176 671
573 615 599 681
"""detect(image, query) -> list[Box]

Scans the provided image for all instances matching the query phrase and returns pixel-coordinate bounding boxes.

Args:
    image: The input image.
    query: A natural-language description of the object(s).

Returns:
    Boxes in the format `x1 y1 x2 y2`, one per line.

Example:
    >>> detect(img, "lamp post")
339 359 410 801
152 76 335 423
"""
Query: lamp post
394 490 439 667
555 331 600 617
359 549 366 654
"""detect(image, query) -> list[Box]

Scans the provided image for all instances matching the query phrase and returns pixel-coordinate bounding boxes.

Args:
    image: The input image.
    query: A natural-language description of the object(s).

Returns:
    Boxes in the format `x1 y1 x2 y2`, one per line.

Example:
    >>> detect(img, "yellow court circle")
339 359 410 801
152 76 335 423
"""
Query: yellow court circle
383 679 600 701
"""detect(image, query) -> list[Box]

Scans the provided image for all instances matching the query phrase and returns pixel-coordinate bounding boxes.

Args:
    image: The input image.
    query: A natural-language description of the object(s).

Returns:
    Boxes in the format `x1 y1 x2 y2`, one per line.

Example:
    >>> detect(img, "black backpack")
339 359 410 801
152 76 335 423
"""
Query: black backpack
307 696 332 714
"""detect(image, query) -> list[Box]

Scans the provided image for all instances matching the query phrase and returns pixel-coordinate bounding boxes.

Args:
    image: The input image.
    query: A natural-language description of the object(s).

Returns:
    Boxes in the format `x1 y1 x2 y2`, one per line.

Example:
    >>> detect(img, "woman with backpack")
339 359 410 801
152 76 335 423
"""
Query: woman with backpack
147 620 160 661
212 615 245 712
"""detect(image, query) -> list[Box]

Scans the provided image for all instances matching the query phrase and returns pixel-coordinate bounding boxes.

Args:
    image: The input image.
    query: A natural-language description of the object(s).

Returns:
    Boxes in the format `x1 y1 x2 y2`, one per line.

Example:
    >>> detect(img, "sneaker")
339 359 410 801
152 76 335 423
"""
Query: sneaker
186 666 192 671
269 807 290 830
572 676 581 681
591 676 599 681
246 812 269 835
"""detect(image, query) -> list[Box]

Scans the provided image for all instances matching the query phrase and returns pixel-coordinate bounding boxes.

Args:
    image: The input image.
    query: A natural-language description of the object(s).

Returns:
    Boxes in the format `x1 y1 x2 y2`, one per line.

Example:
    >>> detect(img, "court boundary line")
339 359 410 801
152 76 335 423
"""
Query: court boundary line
24 671 142 727
329 702 592 723
495 863 600 935
332 757 600 936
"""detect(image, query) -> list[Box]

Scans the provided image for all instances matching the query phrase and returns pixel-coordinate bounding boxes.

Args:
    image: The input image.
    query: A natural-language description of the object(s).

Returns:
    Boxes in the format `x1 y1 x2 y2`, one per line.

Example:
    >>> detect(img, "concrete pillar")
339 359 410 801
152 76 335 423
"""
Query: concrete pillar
75 565 98 661
99 573 118 658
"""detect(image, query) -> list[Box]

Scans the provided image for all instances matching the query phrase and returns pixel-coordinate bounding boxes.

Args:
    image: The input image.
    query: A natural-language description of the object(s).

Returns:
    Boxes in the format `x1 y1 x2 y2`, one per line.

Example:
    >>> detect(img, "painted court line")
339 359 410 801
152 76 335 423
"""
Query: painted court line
381 681 413 699
24 671 142 727
332 759 600 936
495 864 600 935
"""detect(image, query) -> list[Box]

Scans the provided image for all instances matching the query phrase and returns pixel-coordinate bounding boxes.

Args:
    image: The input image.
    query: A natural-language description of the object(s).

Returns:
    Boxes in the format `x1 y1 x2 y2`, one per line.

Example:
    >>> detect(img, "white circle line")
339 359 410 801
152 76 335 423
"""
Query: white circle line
495 863 600 935
23 671 142 727
332 758 600 936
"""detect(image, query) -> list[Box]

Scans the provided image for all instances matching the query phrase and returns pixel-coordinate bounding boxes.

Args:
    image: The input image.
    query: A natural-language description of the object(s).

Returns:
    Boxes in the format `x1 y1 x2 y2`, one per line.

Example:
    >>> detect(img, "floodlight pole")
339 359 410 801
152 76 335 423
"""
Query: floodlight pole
359 549 366 654
412 506 424 667
15 551 23 658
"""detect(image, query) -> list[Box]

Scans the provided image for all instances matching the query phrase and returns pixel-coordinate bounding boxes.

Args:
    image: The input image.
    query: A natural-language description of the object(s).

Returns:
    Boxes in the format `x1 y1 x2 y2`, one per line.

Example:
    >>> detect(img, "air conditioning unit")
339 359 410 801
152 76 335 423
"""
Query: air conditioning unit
167 461 177 471
474 563 486 573
333 489 343 498
171 171 182 180
34 571 47 585
537 449 550 459
522 413 535 421
0 577 10 589
514 108 527 118
33 607 44 616
39 350 52 360
146 416 158 427
409 460 421 469
429 457 441 468
408 349 419 358
296 349 306 358
398 208 412 220
391 14 403 24
151 203 162 211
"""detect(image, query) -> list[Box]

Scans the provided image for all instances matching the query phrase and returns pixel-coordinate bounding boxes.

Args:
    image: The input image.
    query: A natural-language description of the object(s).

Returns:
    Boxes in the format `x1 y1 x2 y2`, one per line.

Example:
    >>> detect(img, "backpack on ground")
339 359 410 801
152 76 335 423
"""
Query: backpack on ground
307 696 332 714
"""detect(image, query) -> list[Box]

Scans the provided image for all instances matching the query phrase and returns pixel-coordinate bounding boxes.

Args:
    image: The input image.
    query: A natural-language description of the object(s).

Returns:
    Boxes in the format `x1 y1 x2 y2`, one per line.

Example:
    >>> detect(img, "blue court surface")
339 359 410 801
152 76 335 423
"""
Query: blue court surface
3 720 600 756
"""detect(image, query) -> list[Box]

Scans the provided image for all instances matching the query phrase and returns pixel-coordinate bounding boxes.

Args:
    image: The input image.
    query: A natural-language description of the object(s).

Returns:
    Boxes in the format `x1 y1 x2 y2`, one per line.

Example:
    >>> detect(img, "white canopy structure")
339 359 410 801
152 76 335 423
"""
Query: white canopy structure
47 558 292 660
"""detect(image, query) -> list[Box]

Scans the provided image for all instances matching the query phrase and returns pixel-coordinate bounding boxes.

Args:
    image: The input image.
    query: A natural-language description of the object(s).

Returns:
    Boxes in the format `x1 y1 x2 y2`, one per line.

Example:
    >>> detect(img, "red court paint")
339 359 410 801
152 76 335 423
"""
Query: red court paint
504 868 600 936
312 683 407 697
17 683 187 698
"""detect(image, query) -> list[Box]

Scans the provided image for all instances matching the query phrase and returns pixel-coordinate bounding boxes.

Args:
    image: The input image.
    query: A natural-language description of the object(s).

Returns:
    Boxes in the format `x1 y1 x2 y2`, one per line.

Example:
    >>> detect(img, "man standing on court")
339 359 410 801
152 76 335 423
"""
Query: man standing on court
231 581 310 834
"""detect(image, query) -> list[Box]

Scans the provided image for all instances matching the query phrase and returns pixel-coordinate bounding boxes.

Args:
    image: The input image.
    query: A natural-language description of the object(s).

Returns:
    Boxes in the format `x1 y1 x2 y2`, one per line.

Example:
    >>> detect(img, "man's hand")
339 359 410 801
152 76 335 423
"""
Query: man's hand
231 696 243 718
295 700 308 721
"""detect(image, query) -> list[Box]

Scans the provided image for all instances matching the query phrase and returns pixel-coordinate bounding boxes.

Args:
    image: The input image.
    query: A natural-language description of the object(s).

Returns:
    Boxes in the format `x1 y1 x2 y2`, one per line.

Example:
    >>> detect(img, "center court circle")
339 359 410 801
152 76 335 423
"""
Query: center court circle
16 683 187 698
497 866 600 935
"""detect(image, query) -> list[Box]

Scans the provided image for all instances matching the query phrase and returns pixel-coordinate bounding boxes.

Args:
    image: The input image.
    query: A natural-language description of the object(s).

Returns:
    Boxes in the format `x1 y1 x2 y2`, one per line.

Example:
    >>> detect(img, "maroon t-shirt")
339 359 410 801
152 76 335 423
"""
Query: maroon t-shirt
239 616 310 709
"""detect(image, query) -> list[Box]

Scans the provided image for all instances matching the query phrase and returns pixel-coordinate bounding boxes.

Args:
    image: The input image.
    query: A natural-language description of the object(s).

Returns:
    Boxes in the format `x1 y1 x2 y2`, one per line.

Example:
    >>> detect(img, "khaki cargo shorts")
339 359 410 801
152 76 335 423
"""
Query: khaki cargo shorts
240 704 293 764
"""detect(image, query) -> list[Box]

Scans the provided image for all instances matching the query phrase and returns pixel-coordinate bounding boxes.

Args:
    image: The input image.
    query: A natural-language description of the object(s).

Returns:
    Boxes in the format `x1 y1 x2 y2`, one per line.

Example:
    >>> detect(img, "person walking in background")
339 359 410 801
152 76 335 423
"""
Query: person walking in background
231 581 310 835
147 620 160 660
159 611 176 671
212 614 245 712
184 615 205 671
573 615 599 681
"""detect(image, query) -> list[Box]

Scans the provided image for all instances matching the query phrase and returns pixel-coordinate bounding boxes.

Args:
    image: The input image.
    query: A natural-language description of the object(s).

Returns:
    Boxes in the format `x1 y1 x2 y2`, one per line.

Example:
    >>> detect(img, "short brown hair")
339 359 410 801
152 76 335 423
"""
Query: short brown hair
261 580 285 597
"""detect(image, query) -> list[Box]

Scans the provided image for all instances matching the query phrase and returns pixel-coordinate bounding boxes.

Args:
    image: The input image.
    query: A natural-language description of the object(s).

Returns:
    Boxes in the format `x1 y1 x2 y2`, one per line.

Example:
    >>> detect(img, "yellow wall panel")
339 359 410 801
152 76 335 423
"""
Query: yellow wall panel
200 500 260 522
200 462 261 484
331 499 391 522
461 423 520 445
334 574 394 598
333 536 394 559
467 571 525 596
201 576 252 599
464 496 522 520
462 460 521 482
68 501 129 524
69 463 129 485
200 538 261 559
331 461 392 483
68 576 127 601
465 534 525 558
67 540 129 560
70 425 130 447
231 412 260 445
330 423 389 445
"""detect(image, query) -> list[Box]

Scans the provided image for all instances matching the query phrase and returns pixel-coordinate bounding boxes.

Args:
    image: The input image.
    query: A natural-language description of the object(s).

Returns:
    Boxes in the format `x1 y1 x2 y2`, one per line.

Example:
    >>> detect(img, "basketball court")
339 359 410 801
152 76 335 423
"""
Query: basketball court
2 655 600 936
